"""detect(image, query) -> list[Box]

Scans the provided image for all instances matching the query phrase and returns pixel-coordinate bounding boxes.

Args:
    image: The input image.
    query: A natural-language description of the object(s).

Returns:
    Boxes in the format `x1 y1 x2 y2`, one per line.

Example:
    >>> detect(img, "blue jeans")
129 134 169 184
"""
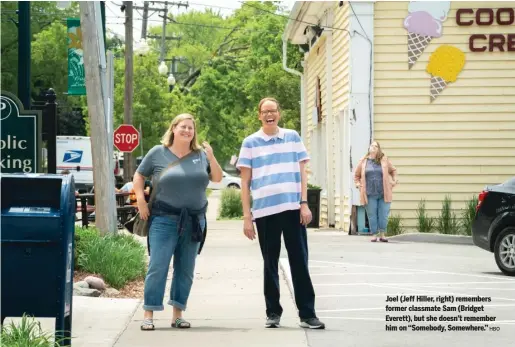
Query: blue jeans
365 194 391 235
143 215 205 311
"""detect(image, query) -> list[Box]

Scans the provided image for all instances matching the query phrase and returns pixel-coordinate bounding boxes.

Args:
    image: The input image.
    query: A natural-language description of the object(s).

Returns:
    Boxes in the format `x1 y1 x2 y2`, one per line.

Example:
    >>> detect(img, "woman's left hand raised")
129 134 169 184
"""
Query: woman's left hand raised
202 141 214 160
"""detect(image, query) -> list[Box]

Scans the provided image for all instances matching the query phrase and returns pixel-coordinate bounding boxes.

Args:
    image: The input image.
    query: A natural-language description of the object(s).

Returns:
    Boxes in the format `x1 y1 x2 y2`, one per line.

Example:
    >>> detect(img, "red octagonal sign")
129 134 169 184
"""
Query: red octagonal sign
114 124 140 152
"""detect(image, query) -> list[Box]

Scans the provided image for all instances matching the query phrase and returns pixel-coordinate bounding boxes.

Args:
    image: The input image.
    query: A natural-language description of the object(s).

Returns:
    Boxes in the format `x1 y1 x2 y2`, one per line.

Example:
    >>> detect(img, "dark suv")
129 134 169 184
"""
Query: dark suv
472 177 515 276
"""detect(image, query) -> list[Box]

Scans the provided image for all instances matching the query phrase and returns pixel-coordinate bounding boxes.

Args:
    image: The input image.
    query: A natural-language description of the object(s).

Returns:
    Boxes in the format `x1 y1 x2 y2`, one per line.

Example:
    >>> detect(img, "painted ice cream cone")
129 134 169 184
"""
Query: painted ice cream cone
403 2 450 69
430 76 448 102
426 45 466 102
407 32 432 69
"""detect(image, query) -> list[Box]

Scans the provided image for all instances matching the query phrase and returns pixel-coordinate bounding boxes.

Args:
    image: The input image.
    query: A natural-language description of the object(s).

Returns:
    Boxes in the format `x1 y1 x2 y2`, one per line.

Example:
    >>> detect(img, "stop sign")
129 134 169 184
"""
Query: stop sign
114 124 140 152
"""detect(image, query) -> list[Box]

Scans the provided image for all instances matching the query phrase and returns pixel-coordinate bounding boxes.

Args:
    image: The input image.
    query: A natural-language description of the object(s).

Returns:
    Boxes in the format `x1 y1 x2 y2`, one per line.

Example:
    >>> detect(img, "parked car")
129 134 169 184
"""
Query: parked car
472 177 515 276
208 171 241 190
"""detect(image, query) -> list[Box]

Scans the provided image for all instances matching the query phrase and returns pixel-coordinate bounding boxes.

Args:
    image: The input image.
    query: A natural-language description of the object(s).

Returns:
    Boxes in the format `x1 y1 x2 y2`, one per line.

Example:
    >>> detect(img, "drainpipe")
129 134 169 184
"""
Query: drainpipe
282 36 306 142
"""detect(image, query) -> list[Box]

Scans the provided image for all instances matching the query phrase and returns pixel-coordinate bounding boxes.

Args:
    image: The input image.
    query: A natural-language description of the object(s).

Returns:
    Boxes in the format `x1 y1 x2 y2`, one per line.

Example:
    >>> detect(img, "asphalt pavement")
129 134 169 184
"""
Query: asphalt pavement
280 232 515 347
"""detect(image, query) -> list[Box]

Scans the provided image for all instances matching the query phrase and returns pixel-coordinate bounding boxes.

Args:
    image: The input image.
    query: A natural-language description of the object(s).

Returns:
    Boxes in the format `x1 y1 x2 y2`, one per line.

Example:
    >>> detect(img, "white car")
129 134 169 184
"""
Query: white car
208 171 241 190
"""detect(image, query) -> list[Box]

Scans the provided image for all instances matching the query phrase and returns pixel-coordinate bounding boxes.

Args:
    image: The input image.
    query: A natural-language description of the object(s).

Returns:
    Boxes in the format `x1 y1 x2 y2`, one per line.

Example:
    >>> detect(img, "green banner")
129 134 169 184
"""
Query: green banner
1 91 42 173
67 18 86 95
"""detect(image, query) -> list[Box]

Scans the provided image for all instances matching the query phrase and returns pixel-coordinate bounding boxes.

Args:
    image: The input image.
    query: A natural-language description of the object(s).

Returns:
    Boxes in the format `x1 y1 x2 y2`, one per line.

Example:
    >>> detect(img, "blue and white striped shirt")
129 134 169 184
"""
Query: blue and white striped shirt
236 127 309 219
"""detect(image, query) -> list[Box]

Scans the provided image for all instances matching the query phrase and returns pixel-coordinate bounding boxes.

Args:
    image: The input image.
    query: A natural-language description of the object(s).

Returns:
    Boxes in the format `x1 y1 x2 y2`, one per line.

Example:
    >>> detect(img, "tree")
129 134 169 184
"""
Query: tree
1 1 79 96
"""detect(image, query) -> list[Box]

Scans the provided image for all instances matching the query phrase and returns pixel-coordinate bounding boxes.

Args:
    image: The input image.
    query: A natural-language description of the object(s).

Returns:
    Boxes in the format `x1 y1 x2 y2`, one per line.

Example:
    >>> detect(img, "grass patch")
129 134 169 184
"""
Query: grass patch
218 188 243 219
386 213 405 236
461 195 478 236
1 314 68 347
435 195 461 235
206 188 213 197
416 199 435 233
74 226 146 289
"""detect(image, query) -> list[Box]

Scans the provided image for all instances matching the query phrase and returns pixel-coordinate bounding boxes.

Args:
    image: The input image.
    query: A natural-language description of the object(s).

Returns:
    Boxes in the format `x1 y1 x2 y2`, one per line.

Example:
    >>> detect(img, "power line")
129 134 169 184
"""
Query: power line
348 1 371 42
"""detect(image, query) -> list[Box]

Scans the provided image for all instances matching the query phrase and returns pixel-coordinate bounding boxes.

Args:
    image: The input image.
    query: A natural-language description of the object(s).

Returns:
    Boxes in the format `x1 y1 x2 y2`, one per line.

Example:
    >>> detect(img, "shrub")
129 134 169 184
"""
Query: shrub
436 195 461 235
74 226 146 289
1 314 68 347
218 188 243 219
461 195 478 236
386 214 405 236
206 188 213 197
416 199 435 233
74 227 100 269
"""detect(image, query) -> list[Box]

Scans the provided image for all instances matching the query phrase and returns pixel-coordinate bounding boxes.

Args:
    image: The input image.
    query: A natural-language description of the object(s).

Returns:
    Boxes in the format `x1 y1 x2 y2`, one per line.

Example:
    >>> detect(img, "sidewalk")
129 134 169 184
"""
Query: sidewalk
113 190 309 347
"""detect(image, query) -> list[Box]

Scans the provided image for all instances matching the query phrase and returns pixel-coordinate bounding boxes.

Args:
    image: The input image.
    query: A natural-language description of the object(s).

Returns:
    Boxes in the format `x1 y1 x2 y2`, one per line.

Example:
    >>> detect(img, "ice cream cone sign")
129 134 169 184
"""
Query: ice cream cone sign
403 1 450 69
426 45 466 102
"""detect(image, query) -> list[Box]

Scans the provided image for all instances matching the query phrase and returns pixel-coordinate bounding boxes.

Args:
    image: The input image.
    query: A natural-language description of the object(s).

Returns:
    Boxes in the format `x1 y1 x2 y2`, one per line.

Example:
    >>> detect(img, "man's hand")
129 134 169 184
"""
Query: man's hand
243 216 256 240
300 204 312 226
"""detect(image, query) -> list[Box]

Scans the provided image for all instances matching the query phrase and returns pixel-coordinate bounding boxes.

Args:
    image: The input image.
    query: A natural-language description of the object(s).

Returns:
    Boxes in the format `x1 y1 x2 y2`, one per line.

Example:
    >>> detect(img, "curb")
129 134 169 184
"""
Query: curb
387 233 473 245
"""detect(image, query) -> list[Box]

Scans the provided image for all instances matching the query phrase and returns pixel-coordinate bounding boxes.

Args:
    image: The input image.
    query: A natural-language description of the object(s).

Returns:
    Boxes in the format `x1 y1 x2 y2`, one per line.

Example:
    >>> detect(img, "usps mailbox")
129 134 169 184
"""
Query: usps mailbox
1 173 76 346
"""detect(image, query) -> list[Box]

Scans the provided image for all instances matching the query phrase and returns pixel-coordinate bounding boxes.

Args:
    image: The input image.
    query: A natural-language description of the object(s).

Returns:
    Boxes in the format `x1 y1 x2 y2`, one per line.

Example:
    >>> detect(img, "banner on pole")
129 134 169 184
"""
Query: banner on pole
67 18 86 95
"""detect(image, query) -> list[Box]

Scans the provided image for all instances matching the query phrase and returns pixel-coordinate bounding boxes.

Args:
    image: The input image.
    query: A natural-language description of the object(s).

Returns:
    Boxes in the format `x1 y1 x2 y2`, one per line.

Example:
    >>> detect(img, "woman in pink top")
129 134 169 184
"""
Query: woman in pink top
354 141 398 242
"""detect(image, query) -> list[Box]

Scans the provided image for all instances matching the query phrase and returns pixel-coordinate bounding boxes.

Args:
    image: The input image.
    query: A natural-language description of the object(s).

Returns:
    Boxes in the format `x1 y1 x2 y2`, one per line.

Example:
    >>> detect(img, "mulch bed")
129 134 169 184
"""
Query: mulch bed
74 270 145 299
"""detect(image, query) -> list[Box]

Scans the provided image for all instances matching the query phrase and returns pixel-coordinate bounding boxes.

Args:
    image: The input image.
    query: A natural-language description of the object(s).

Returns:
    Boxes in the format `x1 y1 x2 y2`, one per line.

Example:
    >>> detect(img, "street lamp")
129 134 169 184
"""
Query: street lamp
135 39 150 56
158 61 168 76
167 73 176 92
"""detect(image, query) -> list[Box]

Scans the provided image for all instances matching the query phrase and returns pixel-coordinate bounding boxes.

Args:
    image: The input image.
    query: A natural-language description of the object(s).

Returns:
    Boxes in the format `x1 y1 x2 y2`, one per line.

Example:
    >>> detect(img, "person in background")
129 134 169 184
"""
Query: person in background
353 141 398 242
133 113 223 331
236 97 325 330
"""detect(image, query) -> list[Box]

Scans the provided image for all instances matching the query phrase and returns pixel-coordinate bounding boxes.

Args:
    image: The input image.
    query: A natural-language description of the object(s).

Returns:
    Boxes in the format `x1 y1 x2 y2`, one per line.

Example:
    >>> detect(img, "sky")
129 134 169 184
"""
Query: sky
104 0 296 51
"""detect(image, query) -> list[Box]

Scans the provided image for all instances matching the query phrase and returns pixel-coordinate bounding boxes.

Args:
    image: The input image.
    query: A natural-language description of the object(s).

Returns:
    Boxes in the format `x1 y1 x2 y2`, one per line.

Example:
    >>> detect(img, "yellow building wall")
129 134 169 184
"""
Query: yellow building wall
374 1 515 231
305 34 329 227
332 2 352 230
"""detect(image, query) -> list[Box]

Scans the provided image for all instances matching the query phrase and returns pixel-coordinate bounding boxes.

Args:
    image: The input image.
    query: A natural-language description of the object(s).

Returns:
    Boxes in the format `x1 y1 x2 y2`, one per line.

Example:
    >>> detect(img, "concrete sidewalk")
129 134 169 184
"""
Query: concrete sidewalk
113 191 309 347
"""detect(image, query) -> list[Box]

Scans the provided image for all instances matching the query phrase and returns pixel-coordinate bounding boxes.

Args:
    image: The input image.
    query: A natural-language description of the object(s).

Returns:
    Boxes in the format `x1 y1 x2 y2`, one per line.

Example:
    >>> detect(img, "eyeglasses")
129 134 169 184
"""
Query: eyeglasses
260 109 278 115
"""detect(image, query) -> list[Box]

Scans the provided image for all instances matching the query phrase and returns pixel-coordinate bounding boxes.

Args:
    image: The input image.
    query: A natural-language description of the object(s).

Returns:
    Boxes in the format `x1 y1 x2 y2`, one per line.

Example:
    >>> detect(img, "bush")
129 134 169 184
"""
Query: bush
461 195 478 236
74 226 146 289
1 314 68 347
436 195 461 235
386 214 405 236
416 199 435 233
74 227 100 269
218 188 243 219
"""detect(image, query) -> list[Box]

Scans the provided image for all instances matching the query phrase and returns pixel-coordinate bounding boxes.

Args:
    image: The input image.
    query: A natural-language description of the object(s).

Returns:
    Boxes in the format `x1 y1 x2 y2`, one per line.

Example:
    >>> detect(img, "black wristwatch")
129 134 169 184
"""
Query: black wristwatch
300 200 308 205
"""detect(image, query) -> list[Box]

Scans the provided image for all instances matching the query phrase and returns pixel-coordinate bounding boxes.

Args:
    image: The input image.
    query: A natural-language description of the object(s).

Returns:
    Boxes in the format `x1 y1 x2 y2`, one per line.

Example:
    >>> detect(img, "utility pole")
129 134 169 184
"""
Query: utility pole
123 1 134 183
79 1 118 235
160 2 168 62
18 1 30 110
141 1 149 40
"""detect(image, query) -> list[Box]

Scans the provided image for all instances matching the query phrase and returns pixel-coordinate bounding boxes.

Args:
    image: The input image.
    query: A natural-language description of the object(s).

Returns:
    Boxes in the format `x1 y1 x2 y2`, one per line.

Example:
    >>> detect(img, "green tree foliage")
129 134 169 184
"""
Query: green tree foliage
1 1 303 167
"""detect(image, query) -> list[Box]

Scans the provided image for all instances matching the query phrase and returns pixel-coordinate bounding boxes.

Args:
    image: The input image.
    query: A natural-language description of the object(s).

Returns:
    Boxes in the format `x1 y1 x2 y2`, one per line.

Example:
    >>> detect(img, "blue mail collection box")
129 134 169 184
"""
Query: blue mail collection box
1 173 76 346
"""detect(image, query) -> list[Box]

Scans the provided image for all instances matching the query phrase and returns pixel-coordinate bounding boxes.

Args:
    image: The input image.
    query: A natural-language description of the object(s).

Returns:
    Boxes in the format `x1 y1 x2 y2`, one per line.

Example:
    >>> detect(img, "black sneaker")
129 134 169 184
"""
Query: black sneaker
265 314 281 328
300 317 325 329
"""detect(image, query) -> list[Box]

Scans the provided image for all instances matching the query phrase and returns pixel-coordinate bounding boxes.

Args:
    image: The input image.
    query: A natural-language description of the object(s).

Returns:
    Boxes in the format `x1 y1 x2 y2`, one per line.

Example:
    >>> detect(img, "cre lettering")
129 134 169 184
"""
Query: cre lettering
456 8 515 52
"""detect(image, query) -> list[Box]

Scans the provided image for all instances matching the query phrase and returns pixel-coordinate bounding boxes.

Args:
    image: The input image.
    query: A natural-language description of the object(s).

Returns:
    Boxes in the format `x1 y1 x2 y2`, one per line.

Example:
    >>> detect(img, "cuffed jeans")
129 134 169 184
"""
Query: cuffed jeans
143 215 205 311
254 209 316 320
365 194 391 234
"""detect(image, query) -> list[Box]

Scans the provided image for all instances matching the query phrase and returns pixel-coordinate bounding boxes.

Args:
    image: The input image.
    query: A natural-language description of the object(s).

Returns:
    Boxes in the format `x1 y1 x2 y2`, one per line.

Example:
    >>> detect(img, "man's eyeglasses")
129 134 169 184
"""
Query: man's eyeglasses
260 109 278 116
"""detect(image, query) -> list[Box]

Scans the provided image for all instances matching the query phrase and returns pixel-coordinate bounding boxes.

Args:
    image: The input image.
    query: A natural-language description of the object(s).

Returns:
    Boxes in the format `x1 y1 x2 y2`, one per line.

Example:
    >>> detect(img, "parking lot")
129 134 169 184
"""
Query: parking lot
280 232 515 347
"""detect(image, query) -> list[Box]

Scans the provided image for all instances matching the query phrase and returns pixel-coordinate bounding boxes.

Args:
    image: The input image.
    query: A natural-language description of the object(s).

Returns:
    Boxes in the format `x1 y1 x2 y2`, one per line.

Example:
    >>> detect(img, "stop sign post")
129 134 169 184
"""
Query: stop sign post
114 124 140 152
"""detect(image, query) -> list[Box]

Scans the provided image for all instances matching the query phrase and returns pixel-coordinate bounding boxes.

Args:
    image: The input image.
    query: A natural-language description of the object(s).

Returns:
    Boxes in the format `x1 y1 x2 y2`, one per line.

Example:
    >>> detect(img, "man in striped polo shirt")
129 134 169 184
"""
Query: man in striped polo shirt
236 97 325 330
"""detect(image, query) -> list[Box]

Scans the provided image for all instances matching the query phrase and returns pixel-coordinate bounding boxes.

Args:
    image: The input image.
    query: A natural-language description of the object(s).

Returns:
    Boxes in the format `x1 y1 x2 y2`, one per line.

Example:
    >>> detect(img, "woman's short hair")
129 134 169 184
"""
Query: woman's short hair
258 97 281 113
160 113 201 151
